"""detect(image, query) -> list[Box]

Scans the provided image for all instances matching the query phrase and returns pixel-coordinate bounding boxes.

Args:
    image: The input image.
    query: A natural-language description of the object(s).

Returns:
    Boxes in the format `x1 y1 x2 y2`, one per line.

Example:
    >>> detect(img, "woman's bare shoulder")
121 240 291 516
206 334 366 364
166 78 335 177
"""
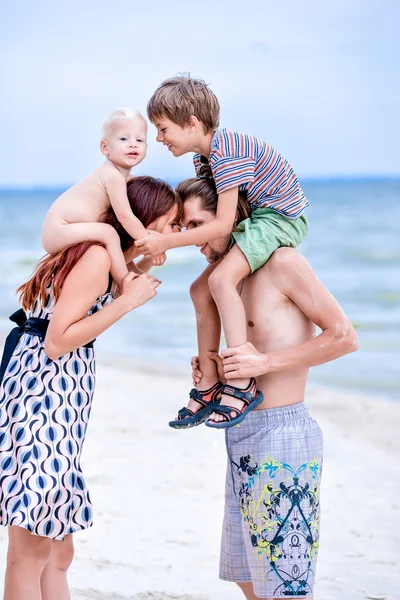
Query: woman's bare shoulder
67 245 111 290
80 244 111 266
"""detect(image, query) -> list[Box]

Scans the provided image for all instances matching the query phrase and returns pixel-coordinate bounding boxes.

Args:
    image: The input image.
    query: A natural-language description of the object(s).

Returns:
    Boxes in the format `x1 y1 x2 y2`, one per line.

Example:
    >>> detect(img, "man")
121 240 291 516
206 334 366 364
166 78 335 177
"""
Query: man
176 174 358 600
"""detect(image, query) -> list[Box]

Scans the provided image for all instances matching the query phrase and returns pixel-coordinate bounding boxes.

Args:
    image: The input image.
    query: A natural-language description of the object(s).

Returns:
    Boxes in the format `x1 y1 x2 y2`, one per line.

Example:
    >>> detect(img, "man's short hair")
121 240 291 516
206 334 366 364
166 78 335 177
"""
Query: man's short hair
147 74 220 134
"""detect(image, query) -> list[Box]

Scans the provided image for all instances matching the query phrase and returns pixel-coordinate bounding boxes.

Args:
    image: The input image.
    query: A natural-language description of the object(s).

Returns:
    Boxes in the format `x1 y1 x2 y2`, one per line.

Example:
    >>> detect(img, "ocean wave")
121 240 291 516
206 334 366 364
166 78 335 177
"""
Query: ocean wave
1 180 399 402
345 249 400 263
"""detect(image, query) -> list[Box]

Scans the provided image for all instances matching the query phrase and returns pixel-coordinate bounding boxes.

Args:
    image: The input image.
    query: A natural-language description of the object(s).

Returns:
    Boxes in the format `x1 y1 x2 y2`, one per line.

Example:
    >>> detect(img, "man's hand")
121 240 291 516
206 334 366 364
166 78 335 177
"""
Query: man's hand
191 351 227 386
208 351 227 383
135 231 169 258
222 342 268 379
191 356 203 386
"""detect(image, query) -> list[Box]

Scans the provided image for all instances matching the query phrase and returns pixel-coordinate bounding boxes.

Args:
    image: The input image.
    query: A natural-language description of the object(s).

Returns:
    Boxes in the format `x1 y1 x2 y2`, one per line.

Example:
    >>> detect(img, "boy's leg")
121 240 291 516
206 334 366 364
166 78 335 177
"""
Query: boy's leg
41 535 74 600
4 526 52 600
190 263 221 391
42 221 128 288
207 245 251 422
171 263 221 421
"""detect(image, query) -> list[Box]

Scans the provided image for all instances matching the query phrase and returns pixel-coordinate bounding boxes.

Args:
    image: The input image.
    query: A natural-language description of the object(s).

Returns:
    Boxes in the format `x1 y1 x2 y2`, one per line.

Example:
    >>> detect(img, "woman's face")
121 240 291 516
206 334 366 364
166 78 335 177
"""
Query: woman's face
147 205 181 235
123 202 181 263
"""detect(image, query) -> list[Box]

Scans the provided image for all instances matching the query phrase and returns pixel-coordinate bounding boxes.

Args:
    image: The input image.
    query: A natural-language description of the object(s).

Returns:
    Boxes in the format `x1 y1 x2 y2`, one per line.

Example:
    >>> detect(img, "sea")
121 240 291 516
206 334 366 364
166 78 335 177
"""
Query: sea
0 178 399 401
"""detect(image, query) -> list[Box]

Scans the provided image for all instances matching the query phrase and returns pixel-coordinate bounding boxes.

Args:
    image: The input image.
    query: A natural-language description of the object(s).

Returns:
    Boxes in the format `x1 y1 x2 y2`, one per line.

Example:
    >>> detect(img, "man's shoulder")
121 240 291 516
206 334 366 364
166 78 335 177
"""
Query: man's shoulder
269 246 298 264
266 247 314 284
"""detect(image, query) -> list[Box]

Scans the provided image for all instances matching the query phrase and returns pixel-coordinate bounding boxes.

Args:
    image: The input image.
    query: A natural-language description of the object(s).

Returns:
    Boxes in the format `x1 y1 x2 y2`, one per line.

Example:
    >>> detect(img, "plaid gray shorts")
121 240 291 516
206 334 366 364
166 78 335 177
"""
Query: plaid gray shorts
220 402 323 598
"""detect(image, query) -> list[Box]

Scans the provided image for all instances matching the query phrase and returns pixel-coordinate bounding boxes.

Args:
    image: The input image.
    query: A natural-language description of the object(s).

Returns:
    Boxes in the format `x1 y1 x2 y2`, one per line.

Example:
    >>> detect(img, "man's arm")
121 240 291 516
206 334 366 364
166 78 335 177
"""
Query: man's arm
134 187 239 257
222 249 359 379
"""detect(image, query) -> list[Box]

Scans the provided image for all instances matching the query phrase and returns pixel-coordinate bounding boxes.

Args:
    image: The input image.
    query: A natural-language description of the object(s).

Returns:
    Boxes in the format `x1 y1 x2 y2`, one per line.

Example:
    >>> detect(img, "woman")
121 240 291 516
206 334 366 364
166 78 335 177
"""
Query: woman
0 176 181 600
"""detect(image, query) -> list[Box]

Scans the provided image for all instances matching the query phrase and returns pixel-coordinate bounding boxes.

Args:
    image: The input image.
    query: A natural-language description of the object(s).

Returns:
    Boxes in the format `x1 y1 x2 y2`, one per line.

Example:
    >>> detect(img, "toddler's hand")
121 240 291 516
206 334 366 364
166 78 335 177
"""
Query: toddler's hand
135 231 168 258
151 253 167 267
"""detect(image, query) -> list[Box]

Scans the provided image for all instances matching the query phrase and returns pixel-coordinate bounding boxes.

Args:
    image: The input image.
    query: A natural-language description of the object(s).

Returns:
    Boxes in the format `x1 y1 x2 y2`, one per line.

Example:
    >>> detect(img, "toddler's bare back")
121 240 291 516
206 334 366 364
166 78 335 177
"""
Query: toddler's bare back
45 163 121 225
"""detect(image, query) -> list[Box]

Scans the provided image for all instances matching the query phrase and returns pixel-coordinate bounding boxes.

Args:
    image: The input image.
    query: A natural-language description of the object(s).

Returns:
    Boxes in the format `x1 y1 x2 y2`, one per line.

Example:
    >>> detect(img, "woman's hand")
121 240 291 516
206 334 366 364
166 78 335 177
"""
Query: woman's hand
121 272 161 310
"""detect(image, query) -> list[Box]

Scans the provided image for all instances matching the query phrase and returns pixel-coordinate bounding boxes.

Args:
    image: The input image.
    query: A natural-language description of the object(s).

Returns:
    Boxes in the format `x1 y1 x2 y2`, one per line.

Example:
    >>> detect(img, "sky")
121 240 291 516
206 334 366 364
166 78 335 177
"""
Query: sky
0 0 399 187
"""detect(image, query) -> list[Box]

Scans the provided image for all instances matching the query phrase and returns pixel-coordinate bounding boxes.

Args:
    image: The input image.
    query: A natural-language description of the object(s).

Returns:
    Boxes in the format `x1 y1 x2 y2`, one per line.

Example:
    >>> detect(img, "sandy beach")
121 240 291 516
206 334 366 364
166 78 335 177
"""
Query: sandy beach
0 351 399 600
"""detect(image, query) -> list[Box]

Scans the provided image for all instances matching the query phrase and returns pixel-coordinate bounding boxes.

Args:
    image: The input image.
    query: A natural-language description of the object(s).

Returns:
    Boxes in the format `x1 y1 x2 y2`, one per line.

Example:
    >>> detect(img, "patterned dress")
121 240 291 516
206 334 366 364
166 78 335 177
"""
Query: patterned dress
0 284 113 540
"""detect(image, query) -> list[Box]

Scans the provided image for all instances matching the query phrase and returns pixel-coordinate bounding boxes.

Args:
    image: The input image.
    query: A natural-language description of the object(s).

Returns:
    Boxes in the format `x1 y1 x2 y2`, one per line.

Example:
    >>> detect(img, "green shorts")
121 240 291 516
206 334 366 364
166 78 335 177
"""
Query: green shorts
231 207 308 273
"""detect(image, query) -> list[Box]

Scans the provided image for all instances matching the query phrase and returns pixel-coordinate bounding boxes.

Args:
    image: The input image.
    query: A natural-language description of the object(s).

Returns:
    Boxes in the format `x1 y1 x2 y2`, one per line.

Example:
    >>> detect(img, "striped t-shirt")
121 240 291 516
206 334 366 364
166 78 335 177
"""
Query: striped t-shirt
193 128 308 219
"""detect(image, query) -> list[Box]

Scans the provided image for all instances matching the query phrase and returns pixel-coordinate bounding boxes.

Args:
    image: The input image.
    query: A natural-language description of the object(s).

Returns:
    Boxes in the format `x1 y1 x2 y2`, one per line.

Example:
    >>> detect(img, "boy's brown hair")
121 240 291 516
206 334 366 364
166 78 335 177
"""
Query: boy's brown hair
147 74 220 134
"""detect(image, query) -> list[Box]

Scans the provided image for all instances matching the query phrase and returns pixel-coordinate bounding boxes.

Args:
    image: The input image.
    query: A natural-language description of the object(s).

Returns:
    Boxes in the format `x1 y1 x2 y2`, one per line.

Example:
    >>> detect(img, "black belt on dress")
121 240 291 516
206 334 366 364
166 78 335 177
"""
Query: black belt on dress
0 308 95 387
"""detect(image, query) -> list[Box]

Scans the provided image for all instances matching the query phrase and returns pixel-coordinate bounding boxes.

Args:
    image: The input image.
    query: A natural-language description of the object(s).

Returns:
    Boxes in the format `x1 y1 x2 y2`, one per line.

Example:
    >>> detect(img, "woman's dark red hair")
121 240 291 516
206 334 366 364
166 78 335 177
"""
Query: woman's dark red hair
17 176 181 310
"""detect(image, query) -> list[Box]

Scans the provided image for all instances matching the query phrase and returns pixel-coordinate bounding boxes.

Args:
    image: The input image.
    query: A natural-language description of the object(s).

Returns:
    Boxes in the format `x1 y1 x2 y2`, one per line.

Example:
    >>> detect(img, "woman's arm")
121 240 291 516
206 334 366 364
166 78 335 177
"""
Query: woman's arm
45 245 159 359
131 257 152 273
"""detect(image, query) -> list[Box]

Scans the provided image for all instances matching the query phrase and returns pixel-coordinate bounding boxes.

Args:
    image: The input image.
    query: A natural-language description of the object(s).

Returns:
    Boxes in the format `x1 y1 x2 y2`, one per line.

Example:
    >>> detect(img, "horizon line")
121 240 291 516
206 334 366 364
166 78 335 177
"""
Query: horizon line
0 174 399 193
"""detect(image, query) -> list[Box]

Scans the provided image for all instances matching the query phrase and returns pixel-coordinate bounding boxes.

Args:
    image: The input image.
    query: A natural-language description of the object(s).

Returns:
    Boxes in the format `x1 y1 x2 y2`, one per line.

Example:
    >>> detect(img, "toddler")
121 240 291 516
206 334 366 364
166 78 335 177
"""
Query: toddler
42 108 163 289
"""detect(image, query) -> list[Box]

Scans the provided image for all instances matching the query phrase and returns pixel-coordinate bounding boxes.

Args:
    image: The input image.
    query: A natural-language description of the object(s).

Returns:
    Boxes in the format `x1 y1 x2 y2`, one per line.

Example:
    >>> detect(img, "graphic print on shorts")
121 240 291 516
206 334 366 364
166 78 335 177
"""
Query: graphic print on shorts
233 455 321 597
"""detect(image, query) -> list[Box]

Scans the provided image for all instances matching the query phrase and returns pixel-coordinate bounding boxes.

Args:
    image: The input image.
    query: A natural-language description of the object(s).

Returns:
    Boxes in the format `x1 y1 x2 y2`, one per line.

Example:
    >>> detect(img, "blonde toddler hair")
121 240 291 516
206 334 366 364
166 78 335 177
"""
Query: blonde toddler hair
101 108 146 138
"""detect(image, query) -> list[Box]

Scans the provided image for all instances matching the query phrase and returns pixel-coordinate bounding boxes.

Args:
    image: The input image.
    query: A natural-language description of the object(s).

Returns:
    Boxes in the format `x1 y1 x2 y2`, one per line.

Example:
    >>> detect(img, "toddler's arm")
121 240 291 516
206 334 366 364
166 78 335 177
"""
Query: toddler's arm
104 170 148 240
134 253 167 273
135 187 239 257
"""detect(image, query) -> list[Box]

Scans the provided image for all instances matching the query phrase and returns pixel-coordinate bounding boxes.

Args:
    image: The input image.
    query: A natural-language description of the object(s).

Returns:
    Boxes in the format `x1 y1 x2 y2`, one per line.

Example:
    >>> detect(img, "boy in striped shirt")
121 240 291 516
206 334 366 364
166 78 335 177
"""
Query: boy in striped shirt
136 75 309 429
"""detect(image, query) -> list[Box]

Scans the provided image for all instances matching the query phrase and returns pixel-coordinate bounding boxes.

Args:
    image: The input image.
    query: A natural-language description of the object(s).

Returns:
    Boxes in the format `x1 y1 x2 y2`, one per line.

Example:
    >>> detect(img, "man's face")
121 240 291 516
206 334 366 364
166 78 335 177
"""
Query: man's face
182 196 231 263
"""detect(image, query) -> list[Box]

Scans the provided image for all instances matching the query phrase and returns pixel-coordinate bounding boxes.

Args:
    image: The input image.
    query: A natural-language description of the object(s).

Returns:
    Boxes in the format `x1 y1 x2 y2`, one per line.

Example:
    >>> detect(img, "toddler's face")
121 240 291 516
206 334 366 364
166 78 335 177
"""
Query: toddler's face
153 117 193 157
101 117 147 168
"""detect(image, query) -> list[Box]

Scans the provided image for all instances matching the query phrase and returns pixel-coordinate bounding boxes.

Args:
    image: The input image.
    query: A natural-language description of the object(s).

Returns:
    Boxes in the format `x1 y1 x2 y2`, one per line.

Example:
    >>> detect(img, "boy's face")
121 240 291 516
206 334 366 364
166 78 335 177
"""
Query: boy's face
101 117 147 168
153 117 194 157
